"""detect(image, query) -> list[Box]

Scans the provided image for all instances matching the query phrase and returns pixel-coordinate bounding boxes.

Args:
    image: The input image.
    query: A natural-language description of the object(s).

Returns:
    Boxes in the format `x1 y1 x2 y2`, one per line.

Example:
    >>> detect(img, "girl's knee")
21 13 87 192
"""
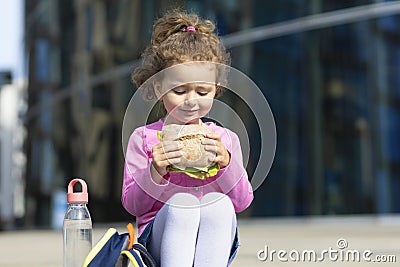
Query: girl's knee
201 192 233 210
200 193 235 223
167 192 201 208
163 193 201 228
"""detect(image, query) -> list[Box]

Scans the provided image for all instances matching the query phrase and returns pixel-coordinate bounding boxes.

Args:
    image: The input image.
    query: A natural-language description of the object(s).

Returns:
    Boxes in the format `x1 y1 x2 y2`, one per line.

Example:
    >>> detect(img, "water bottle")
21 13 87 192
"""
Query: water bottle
63 178 92 267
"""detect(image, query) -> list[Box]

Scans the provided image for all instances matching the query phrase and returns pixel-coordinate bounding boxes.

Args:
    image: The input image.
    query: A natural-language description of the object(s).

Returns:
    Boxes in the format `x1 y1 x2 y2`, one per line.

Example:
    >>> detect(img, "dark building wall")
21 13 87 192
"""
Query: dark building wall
24 0 400 227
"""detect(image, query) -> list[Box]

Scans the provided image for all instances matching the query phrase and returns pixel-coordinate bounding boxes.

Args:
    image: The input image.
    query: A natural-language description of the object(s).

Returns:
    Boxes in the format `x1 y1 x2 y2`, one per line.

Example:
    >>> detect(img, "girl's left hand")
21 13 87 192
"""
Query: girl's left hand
202 133 230 168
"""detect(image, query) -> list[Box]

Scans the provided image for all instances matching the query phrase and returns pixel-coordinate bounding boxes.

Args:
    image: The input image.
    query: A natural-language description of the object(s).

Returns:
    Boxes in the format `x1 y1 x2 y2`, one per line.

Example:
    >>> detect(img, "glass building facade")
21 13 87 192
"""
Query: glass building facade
24 0 400 227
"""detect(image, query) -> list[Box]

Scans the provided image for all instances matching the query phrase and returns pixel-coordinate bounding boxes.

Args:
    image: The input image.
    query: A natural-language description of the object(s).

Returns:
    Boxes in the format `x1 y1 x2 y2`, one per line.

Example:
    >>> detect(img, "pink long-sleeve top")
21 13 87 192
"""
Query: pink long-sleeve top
122 119 254 236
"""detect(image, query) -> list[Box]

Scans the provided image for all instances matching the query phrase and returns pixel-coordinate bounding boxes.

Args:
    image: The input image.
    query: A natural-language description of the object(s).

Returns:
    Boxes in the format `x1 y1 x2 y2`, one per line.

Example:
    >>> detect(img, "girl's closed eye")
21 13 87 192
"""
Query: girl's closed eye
197 91 209 96
196 87 214 96
173 89 186 95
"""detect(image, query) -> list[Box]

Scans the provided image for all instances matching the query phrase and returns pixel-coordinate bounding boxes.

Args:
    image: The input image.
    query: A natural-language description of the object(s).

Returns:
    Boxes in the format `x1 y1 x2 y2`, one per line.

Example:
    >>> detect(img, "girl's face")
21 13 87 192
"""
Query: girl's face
162 82 216 124
155 63 218 124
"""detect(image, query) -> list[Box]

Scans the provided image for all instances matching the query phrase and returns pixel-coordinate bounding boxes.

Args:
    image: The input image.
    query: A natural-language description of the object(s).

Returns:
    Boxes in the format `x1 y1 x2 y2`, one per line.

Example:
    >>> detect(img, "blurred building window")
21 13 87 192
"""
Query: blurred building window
34 39 49 82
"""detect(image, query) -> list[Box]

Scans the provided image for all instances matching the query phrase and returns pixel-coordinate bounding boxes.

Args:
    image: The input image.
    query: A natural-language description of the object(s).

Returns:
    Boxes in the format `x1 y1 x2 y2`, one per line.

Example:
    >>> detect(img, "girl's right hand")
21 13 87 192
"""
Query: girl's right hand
151 141 183 183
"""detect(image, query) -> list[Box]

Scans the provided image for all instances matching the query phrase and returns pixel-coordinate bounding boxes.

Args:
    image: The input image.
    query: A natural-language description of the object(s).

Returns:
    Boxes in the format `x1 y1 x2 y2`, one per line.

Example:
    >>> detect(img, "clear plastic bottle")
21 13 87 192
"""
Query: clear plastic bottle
63 179 92 267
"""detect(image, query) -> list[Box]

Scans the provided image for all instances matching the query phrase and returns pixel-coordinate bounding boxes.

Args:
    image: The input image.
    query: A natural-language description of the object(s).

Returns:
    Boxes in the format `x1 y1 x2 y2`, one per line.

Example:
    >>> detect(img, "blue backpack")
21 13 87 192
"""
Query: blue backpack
83 223 156 267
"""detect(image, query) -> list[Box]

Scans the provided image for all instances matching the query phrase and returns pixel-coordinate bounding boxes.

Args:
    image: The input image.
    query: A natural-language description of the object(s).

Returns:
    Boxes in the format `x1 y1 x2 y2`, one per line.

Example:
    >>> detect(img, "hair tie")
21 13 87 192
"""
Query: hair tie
186 26 196 33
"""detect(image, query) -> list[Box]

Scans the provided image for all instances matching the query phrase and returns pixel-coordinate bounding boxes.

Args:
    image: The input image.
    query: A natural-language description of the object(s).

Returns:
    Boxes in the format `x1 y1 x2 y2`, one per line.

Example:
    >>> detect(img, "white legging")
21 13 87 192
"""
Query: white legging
148 192 237 267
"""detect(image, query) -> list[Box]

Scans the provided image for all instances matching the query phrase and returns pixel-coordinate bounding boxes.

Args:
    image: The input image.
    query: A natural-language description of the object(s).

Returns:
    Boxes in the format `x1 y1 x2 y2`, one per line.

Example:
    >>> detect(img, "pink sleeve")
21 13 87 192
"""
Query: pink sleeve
122 129 167 217
216 129 254 212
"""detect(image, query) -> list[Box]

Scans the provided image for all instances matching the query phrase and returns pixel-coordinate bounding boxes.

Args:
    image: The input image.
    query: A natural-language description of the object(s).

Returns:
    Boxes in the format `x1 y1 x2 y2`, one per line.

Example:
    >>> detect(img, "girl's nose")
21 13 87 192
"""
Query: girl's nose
184 91 197 106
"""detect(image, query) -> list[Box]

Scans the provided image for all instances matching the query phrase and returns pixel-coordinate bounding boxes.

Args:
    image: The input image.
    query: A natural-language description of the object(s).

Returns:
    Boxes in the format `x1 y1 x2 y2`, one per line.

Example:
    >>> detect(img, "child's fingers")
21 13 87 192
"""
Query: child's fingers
203 144 217 153
153 153 181 168
161 141 183 153
201 135 231 167
152 142 182 167
202 137 225 155
201 137 217 146
205 133 221 141
164 150 183 160
166 157 181 165
211 154 221 163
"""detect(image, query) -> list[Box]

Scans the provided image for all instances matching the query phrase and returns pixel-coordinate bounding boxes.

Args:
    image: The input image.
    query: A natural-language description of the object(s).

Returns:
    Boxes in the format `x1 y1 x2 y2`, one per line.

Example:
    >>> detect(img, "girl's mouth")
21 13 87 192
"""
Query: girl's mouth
181 109 199 114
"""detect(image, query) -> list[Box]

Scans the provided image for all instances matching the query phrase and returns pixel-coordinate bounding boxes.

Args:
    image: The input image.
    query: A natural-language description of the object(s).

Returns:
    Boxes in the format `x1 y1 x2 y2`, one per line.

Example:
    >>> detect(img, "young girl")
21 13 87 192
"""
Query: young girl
122 10 253 266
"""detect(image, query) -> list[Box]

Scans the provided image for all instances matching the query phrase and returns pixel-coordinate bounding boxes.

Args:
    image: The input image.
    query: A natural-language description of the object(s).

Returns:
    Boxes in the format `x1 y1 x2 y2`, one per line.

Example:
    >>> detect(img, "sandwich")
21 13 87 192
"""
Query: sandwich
159 124 220 180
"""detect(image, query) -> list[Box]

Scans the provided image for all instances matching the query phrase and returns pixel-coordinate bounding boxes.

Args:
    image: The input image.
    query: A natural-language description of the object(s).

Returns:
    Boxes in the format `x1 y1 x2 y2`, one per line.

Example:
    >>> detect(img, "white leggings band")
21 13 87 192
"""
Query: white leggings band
148 192 237 267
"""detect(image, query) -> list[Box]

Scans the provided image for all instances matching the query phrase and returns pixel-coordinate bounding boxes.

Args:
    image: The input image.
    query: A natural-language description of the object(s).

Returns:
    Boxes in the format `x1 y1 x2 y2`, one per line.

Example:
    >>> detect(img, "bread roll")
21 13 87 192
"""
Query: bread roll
161 124 216 170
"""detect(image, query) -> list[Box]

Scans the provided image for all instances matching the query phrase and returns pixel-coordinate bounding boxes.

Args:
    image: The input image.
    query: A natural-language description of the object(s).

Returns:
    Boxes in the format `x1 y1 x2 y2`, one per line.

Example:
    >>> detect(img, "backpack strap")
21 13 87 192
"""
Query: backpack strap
120 250 145 267
119 243 157 267
132 244 157 267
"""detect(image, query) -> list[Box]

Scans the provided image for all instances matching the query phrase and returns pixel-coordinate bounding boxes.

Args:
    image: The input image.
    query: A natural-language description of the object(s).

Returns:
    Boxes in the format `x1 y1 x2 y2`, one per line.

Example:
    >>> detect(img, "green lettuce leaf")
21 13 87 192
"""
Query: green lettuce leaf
167 163 220 180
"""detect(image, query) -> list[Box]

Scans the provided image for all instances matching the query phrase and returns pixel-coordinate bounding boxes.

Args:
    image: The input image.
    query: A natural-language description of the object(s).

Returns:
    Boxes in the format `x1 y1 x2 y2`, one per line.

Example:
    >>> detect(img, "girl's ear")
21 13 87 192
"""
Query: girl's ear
215 82 222 98
153 81 163 99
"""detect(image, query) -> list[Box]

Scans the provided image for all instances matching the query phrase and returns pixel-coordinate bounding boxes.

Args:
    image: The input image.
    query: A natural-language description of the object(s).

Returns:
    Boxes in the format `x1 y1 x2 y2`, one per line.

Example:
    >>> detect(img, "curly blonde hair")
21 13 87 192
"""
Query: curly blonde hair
132 10 230 98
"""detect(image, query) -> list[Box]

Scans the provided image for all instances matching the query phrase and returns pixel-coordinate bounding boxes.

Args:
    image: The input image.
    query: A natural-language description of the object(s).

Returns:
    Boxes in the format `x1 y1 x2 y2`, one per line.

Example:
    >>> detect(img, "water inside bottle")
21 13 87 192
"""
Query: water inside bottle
63 219 92 267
